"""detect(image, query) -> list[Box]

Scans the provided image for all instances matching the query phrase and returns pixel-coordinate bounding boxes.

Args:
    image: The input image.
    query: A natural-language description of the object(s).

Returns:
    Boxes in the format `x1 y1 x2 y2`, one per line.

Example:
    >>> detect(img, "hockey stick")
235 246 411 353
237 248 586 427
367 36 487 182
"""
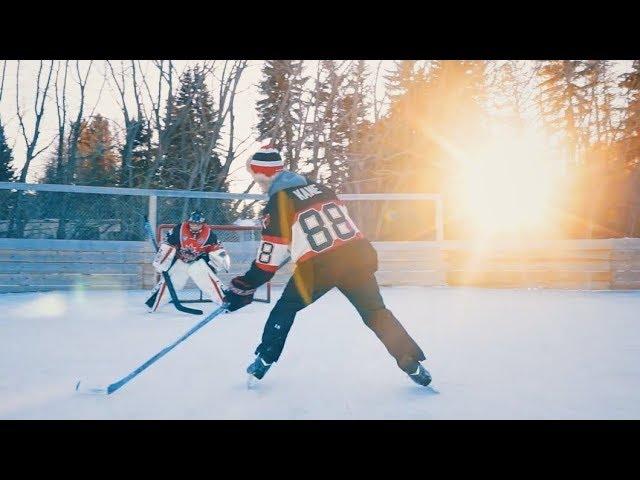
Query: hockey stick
75 303 229 395
143 217 203 315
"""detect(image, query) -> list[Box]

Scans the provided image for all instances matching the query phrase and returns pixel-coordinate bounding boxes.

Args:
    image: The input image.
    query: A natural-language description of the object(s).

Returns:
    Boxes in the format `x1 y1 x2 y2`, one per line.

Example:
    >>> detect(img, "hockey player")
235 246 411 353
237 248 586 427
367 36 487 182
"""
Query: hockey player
145 210 231 312
224 147 431 387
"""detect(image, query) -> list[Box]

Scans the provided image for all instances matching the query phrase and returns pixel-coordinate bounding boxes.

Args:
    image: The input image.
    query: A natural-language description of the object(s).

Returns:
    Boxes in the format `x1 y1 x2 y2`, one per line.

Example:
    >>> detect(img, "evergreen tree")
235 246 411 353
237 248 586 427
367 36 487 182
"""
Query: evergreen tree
316 61 348 189
365 60 488 193
128 118 153 188
618 60 640 236
304 61 333 181
349 60 488 239
581 60 618 146
384 60 422 104
161 66 221 192
620 60 640 163
256 60 307 172
489 60 534 133
0 121 16 182
159 66 231 222
334 61 371 192
0 121 16 228
536 60 591 164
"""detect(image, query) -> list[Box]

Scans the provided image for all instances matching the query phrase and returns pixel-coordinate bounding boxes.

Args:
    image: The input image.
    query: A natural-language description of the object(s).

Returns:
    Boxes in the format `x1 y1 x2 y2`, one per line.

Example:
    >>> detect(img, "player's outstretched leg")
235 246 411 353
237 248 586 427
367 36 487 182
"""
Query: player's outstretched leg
364 308 431 386
338 274 431 386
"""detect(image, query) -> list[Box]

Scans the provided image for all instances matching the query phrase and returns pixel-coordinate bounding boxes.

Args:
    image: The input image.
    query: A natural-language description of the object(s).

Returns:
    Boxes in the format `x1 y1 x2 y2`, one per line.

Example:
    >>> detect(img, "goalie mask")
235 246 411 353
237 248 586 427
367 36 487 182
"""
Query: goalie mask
187 210 206 234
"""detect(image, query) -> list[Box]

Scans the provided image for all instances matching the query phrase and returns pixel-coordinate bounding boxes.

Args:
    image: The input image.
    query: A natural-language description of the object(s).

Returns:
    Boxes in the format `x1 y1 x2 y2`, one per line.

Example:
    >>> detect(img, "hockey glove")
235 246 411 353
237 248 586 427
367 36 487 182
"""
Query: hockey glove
208 247 231 273
224 276 256 312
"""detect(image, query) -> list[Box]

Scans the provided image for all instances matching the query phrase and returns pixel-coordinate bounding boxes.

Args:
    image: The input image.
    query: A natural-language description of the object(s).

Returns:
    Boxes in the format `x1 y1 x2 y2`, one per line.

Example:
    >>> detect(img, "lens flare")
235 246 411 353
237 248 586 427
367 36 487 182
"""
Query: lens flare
451 130 562 238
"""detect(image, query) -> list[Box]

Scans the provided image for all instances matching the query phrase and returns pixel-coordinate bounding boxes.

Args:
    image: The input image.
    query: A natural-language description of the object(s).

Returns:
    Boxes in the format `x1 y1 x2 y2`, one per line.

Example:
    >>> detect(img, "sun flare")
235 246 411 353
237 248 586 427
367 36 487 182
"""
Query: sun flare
452 130 562 237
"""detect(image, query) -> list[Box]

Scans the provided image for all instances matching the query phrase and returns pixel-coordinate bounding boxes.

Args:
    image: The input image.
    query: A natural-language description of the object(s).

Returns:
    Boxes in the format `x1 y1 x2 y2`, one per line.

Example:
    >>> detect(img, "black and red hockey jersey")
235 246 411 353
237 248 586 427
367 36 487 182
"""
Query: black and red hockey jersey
163 222 222 263
243 171 368 288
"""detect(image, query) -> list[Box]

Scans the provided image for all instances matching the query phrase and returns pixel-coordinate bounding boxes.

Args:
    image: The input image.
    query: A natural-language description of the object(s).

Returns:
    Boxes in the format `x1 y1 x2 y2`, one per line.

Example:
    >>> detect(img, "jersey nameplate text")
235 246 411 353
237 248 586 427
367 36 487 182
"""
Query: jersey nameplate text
291 184 322 201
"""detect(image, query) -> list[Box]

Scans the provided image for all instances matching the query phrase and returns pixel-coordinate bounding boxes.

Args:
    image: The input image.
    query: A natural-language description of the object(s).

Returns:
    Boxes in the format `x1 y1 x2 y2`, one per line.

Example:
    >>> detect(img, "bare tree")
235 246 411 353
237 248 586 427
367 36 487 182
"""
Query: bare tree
15 60 55 183
52 60 69 183
53 61 94 239
176 61 251 218
372 60 389 123
107 60 146 187
62 61 93 184
304 62 327 181
488 60 537 134
256 60 308 172
7 61 55 236
0 60 7 106
536 60 590 165
195 60 249 192
140 60 189 189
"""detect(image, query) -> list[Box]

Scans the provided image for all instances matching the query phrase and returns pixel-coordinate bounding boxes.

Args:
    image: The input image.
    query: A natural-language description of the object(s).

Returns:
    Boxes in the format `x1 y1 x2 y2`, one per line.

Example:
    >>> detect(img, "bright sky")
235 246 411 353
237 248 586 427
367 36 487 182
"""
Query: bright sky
0 60 633 193
0 60 395 192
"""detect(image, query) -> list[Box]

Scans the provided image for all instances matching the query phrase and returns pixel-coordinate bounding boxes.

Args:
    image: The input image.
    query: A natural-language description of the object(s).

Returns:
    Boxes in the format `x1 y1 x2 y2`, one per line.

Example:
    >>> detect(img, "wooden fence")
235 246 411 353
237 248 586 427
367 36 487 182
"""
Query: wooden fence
3 238 640 294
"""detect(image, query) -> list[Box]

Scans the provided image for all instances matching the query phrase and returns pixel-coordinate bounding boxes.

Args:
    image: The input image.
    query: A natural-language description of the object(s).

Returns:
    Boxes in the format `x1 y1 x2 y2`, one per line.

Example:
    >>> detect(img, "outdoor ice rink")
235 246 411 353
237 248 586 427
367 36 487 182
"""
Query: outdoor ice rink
1 285 639 419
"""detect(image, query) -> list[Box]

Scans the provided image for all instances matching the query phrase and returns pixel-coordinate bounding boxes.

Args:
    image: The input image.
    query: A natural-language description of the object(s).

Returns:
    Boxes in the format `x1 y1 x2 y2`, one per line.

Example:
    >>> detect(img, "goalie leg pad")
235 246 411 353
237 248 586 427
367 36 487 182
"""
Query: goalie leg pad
145 278 163 309
188 260 226 305
152 243 177 272
148 260 190 312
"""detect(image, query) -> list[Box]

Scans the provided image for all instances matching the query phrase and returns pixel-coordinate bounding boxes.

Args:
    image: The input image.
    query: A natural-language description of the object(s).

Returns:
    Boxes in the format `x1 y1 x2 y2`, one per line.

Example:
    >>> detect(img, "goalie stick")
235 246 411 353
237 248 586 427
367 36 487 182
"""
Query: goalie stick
143 217 203 315
75 303 228 395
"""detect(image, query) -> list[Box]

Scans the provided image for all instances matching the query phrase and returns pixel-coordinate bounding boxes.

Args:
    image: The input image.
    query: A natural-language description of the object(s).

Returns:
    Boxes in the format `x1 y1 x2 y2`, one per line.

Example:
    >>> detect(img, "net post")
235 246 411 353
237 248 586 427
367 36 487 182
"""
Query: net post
148 195 158 238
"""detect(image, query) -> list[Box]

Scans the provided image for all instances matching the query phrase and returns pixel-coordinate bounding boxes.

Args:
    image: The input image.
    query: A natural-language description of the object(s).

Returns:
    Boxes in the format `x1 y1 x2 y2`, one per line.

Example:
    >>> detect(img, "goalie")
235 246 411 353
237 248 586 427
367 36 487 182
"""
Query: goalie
145 210 231 312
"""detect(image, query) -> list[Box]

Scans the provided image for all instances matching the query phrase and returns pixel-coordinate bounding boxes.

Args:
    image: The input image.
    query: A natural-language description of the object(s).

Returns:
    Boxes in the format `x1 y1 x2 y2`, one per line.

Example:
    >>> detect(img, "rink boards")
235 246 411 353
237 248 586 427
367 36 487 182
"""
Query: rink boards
3 237 640 292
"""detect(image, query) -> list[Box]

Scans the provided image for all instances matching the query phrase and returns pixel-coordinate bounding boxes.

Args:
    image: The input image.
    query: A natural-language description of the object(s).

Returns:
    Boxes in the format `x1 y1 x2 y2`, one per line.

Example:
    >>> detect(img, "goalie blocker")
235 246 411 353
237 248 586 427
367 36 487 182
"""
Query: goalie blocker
146 212 230 312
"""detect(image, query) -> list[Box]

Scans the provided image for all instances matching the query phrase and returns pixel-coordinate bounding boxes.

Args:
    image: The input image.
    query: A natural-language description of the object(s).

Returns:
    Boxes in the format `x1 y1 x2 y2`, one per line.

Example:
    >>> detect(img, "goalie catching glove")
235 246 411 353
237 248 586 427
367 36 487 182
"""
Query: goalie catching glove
208 247 231 273
224 276 256 312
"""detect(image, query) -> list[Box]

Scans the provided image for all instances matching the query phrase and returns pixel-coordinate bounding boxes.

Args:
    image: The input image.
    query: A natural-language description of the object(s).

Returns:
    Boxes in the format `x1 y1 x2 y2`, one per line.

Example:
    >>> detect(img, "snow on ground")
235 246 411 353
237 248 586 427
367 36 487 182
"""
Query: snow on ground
1 286 639 419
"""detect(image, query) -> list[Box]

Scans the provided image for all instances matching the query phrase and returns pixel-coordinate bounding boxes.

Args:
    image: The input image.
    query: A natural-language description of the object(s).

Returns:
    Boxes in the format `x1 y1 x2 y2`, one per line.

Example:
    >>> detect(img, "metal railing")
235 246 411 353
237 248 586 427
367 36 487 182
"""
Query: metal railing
0 182 443 242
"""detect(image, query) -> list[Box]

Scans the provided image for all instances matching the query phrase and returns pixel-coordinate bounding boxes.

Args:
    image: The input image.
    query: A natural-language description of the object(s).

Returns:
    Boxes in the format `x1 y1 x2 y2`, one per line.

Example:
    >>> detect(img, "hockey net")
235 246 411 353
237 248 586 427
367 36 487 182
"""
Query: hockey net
156 224 271 304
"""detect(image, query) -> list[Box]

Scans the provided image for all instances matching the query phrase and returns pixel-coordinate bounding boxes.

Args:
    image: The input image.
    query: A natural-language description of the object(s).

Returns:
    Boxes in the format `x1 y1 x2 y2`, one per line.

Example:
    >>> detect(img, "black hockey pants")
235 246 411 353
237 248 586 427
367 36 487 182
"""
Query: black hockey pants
254 240 426 370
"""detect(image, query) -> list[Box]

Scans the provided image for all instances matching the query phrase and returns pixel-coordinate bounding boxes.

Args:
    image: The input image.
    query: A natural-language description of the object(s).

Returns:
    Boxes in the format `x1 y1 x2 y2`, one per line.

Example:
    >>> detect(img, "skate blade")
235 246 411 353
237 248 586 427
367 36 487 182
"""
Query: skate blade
246 374 258 390
424 384 440 394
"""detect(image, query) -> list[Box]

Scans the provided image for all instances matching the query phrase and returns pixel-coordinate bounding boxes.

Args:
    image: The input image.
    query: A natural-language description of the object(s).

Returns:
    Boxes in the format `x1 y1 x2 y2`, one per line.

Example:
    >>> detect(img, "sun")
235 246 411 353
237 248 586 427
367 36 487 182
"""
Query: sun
452 129 562 238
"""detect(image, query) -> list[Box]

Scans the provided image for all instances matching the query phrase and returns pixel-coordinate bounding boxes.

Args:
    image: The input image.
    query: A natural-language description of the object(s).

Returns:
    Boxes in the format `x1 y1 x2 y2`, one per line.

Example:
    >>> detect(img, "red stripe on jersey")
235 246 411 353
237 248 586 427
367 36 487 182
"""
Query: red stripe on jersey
262 235 288 245
296 232 363 264
255 262 278 273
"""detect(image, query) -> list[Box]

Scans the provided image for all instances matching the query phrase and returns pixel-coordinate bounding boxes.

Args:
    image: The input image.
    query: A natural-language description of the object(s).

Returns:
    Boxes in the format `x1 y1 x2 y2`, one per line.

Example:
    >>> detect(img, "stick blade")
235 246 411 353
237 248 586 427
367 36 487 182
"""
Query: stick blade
75 380 109 395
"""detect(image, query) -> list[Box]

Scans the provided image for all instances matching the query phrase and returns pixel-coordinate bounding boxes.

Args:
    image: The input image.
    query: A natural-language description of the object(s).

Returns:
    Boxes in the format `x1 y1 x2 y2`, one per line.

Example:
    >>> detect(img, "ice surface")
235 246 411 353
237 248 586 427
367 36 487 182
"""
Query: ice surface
1 286 639 419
